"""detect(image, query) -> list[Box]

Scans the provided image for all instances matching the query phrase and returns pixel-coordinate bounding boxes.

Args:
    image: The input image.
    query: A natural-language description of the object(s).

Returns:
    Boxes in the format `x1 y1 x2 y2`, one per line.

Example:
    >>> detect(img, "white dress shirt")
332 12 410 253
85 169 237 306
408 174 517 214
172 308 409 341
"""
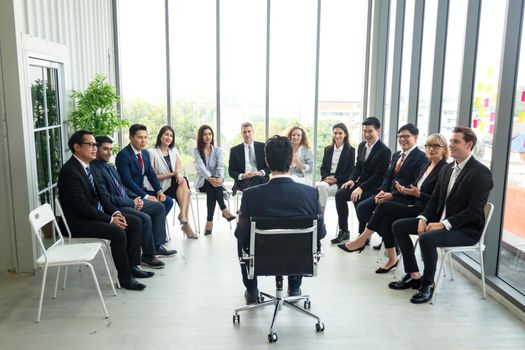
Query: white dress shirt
330 144 344 174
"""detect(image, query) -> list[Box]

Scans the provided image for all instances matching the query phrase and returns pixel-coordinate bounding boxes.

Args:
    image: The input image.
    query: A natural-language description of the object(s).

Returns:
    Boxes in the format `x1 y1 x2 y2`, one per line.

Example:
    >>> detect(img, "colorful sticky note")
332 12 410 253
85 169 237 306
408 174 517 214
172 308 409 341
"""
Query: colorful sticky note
519 111 525 123
489 124 495 134
484 98 489 108
490 112 496 121
479 121 486 131
487 67 494 77
486 84 493 93
474 97 481 106
473 119 478 128
478 107 485 117
478 83 484 92
521 91 525 102
492 93 498 103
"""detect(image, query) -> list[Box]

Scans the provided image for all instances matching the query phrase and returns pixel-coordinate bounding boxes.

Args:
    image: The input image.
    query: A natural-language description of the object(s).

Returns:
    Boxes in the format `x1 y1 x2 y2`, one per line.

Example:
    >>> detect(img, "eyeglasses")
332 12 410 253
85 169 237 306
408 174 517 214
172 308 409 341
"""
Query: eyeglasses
397 134 413 139
81 142 97 148
424 144 445 150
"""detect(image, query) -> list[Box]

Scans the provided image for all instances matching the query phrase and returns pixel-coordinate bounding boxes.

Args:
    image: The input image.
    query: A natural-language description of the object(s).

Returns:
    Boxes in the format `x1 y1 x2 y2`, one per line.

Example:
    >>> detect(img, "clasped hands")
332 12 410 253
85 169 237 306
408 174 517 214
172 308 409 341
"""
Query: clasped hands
208 176 224 187
417 220 445 235
242 171 263 180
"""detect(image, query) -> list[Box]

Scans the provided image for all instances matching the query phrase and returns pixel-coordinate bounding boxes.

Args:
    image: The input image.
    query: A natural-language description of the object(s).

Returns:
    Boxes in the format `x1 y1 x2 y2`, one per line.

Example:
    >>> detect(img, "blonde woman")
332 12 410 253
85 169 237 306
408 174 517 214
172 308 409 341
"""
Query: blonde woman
286 126 314 185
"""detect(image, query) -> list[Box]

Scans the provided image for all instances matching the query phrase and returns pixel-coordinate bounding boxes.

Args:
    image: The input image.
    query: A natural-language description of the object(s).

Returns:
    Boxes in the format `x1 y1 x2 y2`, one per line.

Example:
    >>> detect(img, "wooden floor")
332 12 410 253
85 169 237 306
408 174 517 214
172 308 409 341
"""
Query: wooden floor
0 198 524 350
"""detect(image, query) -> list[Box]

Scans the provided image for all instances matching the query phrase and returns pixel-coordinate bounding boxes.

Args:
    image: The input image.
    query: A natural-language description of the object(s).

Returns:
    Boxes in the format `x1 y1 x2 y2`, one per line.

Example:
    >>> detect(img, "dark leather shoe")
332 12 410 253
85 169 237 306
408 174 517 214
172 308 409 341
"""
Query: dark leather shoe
389 273 421 290
141 256 165 269
244 290 259 305
156 245 177 257
330 230 349 244
375 260 398 274
410 284 435 304
119 277 146 291
132 266 154 278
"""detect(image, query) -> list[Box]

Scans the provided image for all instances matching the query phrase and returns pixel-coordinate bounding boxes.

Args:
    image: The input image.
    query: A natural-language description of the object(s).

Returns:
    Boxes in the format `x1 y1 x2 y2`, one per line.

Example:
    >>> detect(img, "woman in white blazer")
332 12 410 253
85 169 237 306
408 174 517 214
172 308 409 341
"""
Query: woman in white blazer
194 125 235 235
149 126 197 238
286 125 314 186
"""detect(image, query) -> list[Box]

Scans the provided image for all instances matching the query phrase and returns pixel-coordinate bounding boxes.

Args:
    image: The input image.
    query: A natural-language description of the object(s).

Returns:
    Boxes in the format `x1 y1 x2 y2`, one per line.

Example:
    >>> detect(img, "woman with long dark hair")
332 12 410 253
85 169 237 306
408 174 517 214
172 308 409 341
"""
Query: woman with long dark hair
193 125 235 235
148 125 197 238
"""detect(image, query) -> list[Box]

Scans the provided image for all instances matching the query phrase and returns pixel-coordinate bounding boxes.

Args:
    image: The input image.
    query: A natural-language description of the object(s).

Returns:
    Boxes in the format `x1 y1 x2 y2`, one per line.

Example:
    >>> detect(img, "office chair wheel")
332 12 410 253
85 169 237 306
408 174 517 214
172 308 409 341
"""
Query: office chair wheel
268 332 278 343
233 314 240 323
304 300 311 309
315 322 325 332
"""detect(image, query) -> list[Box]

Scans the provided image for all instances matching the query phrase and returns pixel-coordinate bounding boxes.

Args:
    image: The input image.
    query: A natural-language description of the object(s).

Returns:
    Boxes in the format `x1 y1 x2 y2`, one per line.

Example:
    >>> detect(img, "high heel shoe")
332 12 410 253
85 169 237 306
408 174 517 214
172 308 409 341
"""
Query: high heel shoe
337 243 365 253
375 260 398 274
221 209 236 222
204 221 213 235
178 215 188 225
181 223 198 239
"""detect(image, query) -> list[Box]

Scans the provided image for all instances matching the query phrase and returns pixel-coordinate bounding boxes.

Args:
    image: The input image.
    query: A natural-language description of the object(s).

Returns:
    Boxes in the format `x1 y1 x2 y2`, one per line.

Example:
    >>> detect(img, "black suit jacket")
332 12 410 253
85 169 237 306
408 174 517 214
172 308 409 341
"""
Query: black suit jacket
349 140 391 192
91 160 138 208
381 147 428 203
57 157 118 223
235 177 326 249
319 143 355 187
228 141 270 180
421 156 493 240
411 158 447 209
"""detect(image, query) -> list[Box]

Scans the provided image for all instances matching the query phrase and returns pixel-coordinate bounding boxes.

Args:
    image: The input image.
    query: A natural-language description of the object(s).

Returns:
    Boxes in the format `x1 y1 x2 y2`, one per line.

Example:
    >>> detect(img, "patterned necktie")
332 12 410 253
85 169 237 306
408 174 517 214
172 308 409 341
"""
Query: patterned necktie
137 152 144 173
249 145 257 170
394 152 406 174
86 166 104 212
106 164 127 198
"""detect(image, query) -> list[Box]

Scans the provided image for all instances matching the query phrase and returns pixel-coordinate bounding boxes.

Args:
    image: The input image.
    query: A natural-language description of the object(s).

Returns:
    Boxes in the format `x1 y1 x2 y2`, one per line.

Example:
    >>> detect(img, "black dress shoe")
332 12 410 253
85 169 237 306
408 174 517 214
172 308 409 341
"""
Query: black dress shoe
337 243 365 253
119 277 146 291
156 245 177 257
375 260 398 274
132 266 155 278
389 273 422 290
141 256 165 269
330 230 349 244
410 284 435 304
244 290 259 305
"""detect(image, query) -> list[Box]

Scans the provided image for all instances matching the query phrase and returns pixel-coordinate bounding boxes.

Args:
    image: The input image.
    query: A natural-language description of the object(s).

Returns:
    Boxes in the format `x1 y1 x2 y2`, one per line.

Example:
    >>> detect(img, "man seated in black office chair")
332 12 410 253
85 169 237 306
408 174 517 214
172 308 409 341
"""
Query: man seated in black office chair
235 135 326 304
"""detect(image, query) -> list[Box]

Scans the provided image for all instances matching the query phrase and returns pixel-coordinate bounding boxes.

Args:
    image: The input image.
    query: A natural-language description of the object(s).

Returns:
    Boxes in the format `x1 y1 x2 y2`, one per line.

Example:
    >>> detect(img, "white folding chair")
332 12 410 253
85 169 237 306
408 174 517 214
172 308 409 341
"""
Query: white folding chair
29 204 117 323
55 197 120 289
431 202 494 304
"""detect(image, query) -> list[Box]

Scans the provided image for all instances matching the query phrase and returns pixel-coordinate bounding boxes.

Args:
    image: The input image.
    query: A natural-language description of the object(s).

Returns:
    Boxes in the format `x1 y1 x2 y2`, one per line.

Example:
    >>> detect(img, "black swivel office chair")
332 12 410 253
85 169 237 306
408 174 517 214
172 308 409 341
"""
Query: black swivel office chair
232 215 325 343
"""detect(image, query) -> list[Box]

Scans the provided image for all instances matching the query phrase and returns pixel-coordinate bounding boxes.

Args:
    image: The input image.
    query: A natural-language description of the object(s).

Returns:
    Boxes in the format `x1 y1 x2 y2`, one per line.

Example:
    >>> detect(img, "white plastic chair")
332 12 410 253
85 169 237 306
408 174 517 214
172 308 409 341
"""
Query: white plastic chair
29 203 117 322
55 197 120 289
431 202 494 304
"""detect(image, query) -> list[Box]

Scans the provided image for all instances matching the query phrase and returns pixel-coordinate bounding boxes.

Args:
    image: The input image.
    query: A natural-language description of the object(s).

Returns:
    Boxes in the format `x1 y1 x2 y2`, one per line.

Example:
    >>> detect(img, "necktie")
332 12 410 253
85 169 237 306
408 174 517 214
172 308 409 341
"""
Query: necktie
137 152 144 173
394 153 406 173
86 166 104 212
249 145 257 170
106 164 127 198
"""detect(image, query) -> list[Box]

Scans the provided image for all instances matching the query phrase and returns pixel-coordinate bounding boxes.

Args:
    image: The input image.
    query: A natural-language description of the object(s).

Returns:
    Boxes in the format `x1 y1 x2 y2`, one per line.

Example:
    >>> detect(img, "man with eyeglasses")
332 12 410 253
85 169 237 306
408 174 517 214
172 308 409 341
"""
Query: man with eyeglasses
338 123 427 252
57 130 147 290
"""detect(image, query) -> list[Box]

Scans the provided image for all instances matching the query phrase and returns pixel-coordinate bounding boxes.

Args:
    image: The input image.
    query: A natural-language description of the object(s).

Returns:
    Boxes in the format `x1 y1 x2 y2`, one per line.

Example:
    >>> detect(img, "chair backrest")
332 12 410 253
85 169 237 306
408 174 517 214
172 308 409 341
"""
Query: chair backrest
248 215 318 279
28 203 65 261
479 202 494 246
54 197 73 242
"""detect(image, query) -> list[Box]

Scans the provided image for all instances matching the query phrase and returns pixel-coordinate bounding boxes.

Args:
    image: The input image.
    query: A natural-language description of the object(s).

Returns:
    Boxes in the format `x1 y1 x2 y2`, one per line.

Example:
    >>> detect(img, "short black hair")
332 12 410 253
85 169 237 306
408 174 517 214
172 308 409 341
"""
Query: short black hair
68 130 93 153
129 124 147 137
95 135 113 147
398 123 419 136
362 117 381 130
264 135 292 172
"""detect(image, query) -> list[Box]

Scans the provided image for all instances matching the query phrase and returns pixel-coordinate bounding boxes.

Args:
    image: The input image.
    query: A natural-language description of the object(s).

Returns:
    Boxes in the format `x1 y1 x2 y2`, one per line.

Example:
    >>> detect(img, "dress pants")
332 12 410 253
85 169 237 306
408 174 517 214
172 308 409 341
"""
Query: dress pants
199 180 227 221
140 200 167 249
335 187 375 232
118 206 156 257
392 218 477 285
68 213 142 280
366 201 421 248
145 191 174 217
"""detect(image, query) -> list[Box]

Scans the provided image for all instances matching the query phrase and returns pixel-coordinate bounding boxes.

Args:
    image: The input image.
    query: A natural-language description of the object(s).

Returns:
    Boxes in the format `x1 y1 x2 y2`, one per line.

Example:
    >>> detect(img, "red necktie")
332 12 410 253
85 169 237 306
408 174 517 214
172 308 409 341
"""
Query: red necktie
137 152 144 172
394 153 406 174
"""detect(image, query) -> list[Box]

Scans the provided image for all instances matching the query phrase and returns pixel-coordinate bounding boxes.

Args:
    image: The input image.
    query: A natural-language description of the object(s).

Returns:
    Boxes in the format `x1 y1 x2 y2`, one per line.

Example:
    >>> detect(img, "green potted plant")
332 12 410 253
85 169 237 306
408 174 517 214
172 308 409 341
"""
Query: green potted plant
68 74 128 144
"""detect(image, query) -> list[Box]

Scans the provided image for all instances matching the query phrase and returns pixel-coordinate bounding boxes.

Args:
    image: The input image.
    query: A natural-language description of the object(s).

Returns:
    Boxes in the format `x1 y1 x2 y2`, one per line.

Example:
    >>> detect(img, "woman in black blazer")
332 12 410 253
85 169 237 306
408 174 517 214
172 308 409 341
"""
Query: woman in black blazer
317 123 355 213
340 133 449 273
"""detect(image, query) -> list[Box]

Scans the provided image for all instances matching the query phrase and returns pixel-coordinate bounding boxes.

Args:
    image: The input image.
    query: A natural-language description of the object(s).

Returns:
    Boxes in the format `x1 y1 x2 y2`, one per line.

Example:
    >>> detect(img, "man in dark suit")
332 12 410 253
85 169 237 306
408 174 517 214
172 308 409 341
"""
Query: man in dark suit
115 124 176 257
342 123 427 248
57 130 150 290
235 135 326 304
92 136 165 269
228 122 270 195
389 126 493 304
332 117 391 244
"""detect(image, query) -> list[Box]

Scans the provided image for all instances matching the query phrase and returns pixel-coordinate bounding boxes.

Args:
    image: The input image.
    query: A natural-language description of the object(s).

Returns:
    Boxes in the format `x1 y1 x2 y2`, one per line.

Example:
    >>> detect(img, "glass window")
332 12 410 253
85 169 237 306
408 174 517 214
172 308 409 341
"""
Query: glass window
440 0 468 141
169 0 216 173
317 0 368 175
119 0 167 143
470 0 506 170
416 0 438 145
383 0 398 146
498 6 525 296
397 0 415 130
220 0 266 181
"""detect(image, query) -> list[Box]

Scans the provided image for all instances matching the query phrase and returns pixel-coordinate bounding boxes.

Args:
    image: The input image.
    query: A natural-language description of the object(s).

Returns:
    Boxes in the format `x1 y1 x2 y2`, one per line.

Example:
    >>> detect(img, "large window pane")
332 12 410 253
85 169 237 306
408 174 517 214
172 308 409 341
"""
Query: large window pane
397 0 415 130
220 0 266 180
46 67 60 126
119 0 167 142
498 6 525 296
470 0 505 170
440 0 468 140
30 65 45 129
49 127 62 184
169 0 216 170
34 130 49 192
383 0 398 146
317 0 368 175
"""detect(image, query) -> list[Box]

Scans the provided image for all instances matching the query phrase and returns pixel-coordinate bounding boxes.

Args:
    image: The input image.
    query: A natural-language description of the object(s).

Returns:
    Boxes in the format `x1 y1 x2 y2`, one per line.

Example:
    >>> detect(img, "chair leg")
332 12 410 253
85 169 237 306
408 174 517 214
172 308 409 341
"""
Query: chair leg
195 193 201 234
103 242 120 289
36 265 49 323
165 219 171 241
99 249 117 296
376 240 385 263
189 195 197 234
62 266 68 290
448 252 455 281
53 266 61 299
431 252 448 305
85 263 109 319
269 299 283 335
480 249 487 299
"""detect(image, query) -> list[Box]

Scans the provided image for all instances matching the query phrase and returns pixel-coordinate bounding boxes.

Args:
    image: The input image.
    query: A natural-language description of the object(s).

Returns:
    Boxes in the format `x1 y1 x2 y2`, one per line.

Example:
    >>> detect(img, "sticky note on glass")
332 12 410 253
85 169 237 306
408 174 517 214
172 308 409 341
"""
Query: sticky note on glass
475 97 481 106
473 119 478 128
521 91 525 102
492 93 498 103
489 124 495 134
478 108 485 117
488 67 494 77
490 112 496 121
478 83 484 92
479 121 486 131
486 84 493 92
484 98 489 108
519 111 525 123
